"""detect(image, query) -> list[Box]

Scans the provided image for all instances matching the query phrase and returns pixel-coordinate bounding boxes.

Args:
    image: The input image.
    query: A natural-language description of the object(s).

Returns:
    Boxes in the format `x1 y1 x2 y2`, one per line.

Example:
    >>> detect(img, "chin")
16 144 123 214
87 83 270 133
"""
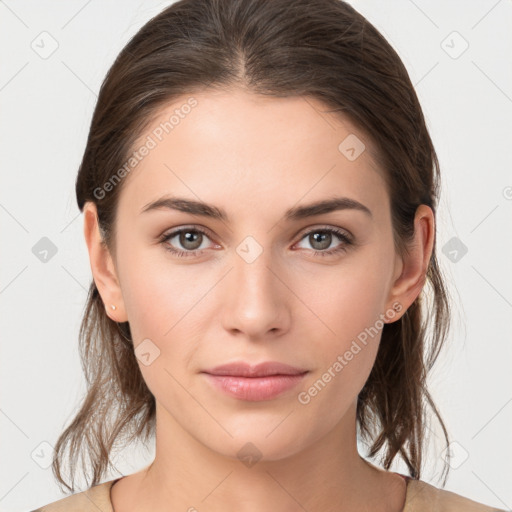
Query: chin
198 418 318 465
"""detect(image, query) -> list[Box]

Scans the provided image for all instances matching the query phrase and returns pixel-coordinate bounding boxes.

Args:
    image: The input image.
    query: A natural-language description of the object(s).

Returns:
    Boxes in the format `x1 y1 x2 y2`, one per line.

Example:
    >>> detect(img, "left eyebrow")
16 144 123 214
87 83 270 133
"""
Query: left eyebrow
284 197 373 221
139 195 373 221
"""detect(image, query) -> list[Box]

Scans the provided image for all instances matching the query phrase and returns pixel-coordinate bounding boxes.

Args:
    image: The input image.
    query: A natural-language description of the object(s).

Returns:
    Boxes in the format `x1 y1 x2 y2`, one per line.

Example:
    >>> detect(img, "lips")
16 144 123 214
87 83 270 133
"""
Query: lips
203 361 308 377
201 361 309 401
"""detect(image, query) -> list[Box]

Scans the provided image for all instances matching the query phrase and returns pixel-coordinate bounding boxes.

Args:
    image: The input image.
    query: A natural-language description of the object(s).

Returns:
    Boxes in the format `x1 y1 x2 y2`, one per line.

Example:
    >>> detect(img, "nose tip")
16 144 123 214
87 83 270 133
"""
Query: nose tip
221 253 291 339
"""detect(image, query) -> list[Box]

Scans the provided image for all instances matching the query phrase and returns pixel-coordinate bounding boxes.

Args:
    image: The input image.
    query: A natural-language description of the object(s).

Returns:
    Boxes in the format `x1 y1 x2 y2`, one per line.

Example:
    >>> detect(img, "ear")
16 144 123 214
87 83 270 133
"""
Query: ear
83 202 128 323
384 204 435 322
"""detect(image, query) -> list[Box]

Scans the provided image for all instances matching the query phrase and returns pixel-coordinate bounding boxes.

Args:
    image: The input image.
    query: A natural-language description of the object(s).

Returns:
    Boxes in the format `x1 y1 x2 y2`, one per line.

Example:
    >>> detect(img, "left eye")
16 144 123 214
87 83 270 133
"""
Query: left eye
295 228 353 256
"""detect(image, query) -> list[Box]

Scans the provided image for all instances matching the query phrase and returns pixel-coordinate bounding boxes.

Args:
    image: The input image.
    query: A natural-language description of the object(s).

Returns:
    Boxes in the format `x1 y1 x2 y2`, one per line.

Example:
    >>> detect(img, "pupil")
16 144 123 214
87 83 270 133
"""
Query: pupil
311 231 331 250
182 231 201 249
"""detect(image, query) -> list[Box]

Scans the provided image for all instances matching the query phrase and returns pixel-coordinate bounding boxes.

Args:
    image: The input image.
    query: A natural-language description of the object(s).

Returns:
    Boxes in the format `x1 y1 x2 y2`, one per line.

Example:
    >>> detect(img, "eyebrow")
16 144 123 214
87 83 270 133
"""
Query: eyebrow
140 195 373 221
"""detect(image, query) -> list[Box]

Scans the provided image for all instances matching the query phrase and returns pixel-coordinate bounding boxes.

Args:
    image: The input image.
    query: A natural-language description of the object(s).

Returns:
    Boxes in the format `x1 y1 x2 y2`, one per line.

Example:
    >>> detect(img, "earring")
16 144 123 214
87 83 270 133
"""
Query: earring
111 305 116 310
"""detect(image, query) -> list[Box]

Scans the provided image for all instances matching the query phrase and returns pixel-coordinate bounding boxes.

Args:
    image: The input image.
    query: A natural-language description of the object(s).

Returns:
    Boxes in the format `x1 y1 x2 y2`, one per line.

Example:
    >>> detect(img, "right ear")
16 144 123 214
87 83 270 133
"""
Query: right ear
83 202 128 323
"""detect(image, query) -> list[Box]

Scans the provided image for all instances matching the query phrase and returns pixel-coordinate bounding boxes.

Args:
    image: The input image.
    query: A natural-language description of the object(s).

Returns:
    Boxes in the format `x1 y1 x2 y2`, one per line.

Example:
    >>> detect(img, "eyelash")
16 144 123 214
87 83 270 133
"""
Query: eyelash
158 226 353 259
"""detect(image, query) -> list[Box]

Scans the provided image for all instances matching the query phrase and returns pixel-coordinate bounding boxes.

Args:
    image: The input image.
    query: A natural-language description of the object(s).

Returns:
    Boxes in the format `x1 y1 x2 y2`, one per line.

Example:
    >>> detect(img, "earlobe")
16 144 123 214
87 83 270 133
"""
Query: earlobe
385 205 434 322
83 202 128 323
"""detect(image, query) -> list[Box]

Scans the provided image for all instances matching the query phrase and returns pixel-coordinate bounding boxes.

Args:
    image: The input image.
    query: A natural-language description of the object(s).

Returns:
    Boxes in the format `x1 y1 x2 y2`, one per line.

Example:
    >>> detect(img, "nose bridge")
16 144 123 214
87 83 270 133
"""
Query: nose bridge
223 234 289 336
233 235 278 304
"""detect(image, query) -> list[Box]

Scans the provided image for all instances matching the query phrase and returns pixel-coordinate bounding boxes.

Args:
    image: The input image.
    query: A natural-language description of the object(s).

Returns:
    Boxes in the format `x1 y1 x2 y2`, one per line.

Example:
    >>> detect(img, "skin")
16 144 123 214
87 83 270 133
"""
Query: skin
83 88 434 512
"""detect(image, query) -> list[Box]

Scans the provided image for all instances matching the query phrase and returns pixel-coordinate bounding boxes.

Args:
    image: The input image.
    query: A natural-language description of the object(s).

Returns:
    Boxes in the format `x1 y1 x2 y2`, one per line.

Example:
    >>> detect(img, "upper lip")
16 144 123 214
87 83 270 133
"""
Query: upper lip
203 361 308 377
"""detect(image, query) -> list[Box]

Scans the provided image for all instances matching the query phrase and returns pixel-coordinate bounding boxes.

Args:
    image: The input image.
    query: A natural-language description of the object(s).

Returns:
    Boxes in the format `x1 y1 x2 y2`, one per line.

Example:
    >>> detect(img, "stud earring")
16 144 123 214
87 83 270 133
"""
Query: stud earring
111 305 116 310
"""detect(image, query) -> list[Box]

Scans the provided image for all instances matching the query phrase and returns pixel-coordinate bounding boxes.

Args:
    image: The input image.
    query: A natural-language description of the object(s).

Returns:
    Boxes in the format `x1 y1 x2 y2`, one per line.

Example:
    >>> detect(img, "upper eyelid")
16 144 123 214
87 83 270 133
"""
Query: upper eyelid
163 225 215 242
296 224 351 238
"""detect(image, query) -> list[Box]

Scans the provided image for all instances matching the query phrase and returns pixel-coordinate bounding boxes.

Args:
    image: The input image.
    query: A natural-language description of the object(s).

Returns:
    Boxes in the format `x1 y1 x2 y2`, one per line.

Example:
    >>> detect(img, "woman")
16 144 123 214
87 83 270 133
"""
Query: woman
31 0 507 510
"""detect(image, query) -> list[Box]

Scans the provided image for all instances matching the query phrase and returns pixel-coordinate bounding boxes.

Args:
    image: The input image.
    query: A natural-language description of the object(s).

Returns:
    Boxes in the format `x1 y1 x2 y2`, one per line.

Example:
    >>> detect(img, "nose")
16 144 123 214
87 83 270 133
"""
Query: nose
221 243 291 340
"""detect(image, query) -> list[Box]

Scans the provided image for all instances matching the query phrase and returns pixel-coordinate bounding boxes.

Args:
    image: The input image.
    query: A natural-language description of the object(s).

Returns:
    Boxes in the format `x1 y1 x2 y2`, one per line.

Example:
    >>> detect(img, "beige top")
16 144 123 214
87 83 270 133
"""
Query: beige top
31 475 508 512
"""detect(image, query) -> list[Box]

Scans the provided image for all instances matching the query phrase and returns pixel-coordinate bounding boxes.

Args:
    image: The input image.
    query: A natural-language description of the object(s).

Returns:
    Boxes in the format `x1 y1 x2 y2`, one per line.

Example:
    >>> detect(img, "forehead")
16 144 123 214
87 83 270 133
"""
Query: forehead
118 89 389 221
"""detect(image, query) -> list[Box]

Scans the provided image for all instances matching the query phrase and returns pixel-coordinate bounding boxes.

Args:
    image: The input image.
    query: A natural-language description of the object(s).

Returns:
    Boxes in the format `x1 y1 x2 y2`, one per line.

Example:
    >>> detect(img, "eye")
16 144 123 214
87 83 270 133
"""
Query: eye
159 225 354 259
294 227 353 257
159 226 218 258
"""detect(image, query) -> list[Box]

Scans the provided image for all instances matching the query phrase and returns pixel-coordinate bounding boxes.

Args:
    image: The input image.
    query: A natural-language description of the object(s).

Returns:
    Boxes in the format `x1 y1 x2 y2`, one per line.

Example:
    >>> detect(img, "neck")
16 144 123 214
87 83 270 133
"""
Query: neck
112 401 406 512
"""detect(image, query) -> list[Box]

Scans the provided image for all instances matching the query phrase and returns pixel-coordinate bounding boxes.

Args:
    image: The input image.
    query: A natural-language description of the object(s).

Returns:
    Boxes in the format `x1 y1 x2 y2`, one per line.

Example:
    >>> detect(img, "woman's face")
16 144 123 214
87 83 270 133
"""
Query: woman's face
95 89 407 461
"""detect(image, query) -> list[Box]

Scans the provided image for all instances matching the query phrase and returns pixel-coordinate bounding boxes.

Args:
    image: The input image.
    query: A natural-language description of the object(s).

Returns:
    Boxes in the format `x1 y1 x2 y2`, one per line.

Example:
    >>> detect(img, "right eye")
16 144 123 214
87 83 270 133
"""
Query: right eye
159 226 219 258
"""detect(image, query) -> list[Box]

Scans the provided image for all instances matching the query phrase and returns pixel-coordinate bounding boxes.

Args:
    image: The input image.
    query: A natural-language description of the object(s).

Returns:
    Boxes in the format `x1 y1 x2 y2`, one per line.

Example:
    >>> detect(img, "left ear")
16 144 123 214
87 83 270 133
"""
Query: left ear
385 204 435 322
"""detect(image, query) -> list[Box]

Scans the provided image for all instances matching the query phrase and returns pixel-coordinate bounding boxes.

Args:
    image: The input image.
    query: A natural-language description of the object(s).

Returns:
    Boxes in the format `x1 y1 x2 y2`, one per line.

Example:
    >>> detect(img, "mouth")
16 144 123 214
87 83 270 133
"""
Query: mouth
201 361 309 401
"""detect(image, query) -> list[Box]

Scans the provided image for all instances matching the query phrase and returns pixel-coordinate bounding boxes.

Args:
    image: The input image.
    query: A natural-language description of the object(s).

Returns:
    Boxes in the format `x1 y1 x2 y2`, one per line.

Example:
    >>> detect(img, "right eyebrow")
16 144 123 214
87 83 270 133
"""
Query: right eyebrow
140 196 228 221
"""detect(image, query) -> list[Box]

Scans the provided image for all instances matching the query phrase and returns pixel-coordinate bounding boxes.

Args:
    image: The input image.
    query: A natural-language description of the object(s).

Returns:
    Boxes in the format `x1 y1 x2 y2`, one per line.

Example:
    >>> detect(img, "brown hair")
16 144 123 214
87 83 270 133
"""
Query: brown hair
53 0 452 493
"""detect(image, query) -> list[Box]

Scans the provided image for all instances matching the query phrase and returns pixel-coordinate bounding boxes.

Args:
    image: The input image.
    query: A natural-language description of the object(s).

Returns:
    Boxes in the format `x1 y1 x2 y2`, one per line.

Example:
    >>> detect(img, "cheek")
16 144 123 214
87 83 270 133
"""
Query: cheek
295 273 384 433
116 246 213 380
119 263 200 404
305 274 383 390
292 251 392 402
116 240 198 337
295 255 392 347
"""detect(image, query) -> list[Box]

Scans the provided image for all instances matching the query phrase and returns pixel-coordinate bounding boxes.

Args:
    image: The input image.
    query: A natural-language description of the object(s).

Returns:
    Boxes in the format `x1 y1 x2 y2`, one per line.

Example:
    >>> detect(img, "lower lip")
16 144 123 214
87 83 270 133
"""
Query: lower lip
203 373 308 401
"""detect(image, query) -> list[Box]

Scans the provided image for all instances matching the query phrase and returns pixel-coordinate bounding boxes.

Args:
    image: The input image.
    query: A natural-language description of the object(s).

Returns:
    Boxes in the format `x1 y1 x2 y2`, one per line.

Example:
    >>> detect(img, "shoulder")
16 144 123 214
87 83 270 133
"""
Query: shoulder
29 479 118 512
404 478 509 512
28 475 510 512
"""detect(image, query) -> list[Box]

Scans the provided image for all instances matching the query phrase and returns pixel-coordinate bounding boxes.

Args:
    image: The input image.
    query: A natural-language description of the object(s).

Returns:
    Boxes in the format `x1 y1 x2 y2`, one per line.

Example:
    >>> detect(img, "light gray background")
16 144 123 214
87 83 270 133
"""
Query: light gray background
1 1 511 511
